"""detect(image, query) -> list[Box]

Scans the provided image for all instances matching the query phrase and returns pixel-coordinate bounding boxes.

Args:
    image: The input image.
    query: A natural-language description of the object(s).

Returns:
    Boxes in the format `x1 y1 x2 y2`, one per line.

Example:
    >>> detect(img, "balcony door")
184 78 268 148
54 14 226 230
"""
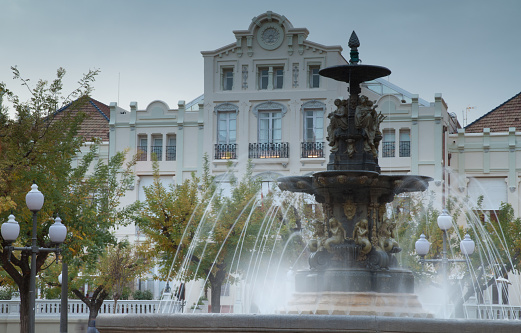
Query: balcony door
258 111 282 144
218 112 236 145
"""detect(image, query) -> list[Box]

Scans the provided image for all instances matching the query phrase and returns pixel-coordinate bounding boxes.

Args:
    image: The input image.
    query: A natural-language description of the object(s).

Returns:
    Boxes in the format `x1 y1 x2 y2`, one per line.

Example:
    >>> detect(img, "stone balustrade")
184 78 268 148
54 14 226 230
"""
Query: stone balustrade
0 299 185 318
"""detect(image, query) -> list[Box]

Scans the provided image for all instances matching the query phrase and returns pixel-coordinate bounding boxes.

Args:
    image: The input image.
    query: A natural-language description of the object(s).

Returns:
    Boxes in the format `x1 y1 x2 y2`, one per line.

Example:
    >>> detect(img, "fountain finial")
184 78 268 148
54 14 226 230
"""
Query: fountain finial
348 31 360 64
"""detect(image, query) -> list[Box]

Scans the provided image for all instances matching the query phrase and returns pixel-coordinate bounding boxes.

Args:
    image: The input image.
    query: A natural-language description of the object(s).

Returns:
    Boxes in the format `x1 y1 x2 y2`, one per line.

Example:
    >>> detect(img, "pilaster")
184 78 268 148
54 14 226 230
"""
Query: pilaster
176 100 186 185
433 94 443 186
410 95 419 175
109 102 117 159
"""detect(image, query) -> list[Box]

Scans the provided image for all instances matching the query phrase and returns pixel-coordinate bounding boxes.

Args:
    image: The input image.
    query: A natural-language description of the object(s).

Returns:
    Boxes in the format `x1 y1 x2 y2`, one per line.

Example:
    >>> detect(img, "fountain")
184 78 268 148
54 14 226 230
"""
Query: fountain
277 31 431 316
96 33 521 333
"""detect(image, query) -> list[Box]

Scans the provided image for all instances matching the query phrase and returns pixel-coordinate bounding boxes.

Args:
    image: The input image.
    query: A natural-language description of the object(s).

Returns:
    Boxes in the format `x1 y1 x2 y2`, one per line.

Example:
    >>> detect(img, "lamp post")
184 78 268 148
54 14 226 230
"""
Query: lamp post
1 184 67 333
58 252 68 333
414 209 475 317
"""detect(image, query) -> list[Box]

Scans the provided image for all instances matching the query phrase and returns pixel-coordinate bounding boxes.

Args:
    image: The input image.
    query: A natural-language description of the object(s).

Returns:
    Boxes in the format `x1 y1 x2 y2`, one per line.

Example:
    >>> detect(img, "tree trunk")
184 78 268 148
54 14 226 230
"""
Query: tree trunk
208 265 226 313
73 286 108 332
19 286 30 333
210 281 222 313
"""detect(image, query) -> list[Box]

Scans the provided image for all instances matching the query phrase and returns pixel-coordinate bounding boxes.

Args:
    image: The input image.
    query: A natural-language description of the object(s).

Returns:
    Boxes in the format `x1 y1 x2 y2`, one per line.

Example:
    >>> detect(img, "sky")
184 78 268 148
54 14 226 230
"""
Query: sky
1 0 520 126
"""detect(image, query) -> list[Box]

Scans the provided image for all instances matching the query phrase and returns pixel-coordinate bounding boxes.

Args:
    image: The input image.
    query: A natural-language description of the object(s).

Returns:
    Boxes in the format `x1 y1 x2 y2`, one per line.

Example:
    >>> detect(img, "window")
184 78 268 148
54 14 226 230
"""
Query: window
399 129 410 157
258 66 283 90
166 135 176 161
137 136 147 161
222 68 233 91
218 112 237 144
309 65 320 88
215 103 239 160
259 111 282 144
302 101 325 158
259 67 269 90
382 130 395 157
274 67 283 89
304 109 324 142
151 136 163 161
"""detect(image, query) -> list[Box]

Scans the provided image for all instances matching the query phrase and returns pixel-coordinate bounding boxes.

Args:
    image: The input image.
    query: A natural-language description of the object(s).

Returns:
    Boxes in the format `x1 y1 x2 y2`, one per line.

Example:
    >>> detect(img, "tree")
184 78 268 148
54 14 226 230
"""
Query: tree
135 157 291 312
0 67 134 332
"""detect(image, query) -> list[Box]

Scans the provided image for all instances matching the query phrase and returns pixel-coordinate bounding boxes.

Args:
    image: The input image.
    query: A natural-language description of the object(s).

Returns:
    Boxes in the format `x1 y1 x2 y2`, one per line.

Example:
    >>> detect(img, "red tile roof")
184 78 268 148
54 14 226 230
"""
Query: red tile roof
54 97 110 141
465 92 521 133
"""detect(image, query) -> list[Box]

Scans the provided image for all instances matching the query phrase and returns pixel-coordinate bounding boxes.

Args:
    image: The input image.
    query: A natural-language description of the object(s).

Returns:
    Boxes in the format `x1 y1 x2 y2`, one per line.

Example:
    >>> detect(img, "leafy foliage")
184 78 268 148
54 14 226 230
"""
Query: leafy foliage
135 156 307 312
0 67 136 332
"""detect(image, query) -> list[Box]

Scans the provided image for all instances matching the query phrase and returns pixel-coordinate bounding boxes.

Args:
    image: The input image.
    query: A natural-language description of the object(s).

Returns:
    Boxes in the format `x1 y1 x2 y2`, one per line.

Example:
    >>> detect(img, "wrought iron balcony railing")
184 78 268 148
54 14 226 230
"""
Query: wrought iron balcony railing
248 142 289 159
399 141 411 157
137 145 147 161
166 146 176 161
215 144 237 160
382 142 395 158
151 145 162 161
301 142 324 158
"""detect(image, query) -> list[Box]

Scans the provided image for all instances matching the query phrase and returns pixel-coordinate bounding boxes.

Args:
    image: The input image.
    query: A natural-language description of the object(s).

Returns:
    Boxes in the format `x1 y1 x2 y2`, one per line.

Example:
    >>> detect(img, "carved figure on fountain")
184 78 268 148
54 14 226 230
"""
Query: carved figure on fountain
379 218 400 253
353 219 372 258
355 95 385 158
326 98 349 153
324 217 346 253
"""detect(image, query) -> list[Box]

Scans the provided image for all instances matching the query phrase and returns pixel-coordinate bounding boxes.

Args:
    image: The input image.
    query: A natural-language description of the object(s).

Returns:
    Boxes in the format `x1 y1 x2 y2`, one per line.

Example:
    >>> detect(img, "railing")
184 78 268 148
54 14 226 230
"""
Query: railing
301 142 324 158
166 146 176 161
137 145 147 161
214 144 237 160
381 142 395 158
465 303 521 320
399 141 411 157
248 142 289 159
151 145 162 161
0 299 185 317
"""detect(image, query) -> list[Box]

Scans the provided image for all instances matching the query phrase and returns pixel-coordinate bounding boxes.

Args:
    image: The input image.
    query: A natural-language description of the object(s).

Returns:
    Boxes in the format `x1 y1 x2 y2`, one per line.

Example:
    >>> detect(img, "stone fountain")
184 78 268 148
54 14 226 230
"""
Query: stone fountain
278 31 432 316
96 32 521 333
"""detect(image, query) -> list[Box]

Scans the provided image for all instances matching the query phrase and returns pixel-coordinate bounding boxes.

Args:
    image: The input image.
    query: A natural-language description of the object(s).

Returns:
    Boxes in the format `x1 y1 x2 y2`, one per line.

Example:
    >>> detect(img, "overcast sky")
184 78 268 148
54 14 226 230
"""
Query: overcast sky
2 0 520 126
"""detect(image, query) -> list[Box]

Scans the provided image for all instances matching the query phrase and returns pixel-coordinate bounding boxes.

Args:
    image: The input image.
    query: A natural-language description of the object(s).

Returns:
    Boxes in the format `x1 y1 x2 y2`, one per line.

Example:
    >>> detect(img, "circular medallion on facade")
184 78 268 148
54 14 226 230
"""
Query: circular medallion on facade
257 22 284 50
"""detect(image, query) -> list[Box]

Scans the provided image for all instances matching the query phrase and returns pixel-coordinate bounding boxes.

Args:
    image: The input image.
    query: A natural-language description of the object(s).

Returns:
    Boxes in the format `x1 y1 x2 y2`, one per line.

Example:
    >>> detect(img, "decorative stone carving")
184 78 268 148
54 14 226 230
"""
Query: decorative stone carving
292 63 299 88
252 101 287 118
324 217 346 253
242 65 248 89
354 219 372 257
355 95 385 158
343 200 356 220
257 22 284 50
214 103 239 114
326 98 348 152
378 218 399 252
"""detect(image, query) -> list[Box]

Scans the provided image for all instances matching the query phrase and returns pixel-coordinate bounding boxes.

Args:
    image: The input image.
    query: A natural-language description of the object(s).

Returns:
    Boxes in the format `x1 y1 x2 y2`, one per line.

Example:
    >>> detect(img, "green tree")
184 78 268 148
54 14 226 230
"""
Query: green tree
0 67 133 332
135 157 287 313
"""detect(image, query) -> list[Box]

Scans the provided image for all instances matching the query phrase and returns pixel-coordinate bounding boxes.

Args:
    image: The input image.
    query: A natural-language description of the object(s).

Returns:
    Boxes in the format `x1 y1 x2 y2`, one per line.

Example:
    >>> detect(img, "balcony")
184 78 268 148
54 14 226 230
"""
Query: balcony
249 142 289 159
137 145 147 161
399 141 411 157
166 146 177 161
215 144 237 160
301 142 324 158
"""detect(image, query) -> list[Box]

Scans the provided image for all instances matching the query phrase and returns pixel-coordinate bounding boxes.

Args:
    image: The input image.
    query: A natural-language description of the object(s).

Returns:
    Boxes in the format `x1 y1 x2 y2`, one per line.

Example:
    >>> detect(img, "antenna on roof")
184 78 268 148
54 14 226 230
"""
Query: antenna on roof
463 106 475 126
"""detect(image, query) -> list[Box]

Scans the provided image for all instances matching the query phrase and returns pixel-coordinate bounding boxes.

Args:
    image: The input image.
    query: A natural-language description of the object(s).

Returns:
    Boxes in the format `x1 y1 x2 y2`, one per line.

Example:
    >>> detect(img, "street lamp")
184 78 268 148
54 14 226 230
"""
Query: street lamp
414 209 475 317
1 184 67 333
58 258 69 333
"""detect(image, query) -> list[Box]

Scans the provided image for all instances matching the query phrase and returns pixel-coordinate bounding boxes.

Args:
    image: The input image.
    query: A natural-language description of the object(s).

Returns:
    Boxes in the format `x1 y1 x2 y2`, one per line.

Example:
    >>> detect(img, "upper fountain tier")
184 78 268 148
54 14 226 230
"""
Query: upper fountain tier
319 31 392 172
319 31 391 96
